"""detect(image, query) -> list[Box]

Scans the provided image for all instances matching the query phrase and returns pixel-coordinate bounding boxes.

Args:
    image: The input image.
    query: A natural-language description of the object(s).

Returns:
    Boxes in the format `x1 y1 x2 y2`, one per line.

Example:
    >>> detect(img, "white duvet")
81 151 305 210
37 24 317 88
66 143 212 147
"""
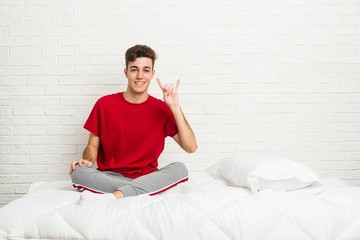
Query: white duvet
1 174 360 240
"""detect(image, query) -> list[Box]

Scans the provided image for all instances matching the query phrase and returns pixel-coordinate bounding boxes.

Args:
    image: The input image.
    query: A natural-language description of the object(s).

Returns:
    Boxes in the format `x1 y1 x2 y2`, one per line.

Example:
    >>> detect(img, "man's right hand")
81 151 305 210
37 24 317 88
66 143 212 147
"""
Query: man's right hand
69 159 93 174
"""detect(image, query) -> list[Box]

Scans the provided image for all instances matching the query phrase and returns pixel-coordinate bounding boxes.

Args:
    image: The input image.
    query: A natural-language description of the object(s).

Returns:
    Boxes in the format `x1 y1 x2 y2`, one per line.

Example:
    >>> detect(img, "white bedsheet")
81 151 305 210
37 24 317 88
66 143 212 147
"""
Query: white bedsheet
0 174 360 240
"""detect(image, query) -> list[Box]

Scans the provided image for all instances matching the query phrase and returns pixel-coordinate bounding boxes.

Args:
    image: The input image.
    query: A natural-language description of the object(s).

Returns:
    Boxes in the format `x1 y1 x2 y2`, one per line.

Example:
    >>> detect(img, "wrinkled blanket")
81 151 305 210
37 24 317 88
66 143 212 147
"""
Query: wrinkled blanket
0 175 360 240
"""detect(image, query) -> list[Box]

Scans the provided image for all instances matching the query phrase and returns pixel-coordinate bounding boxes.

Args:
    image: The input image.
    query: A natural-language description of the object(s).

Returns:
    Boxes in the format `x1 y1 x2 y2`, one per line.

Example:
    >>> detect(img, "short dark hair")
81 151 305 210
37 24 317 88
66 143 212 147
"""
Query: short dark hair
125 45 157 69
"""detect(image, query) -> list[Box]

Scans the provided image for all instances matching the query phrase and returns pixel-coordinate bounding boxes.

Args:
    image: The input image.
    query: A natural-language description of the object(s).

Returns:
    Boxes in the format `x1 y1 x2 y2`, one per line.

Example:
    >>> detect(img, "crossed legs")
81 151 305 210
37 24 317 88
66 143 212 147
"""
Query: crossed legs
70 162 188 203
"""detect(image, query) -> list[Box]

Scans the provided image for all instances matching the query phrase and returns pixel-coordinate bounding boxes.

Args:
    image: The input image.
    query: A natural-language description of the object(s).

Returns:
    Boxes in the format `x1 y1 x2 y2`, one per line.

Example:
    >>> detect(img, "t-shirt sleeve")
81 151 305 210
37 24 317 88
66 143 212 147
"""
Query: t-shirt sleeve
83 99 101 137
164 107 179 137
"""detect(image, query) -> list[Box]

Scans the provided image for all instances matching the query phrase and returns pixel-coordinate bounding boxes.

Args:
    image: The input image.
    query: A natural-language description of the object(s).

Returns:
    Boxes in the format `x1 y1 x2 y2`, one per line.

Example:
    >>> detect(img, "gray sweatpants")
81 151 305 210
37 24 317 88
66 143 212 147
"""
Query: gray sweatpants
70 162 188 197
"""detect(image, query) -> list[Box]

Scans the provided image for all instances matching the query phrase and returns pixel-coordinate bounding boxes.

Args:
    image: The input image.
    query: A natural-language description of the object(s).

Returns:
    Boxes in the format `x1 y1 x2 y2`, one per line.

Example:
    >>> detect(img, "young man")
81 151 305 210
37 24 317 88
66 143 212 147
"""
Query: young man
69 45 197 204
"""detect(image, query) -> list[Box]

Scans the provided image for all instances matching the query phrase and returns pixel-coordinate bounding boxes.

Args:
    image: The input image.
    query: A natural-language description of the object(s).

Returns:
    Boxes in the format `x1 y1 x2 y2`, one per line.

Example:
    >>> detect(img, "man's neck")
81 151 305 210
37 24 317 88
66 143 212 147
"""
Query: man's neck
123 91 148 104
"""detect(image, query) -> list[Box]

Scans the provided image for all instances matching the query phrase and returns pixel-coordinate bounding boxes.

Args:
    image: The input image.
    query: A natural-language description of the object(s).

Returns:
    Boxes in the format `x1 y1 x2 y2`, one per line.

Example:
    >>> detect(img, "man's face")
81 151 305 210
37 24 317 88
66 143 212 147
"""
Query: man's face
124 57 155 94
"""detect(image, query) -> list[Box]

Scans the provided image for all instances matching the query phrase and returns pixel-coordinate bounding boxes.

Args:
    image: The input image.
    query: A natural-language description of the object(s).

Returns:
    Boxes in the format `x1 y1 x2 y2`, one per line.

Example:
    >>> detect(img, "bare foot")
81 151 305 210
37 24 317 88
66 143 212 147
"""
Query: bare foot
112 190 124 199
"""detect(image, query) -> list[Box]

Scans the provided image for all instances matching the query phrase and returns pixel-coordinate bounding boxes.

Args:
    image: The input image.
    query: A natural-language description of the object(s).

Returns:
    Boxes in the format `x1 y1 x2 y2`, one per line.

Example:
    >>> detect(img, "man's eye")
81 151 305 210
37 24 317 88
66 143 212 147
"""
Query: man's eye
130 69 137 72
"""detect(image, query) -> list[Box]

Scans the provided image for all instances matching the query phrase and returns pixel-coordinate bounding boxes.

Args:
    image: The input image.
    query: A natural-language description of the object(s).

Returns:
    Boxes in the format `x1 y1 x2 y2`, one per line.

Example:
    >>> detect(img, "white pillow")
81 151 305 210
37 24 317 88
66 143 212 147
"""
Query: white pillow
206 157 319 193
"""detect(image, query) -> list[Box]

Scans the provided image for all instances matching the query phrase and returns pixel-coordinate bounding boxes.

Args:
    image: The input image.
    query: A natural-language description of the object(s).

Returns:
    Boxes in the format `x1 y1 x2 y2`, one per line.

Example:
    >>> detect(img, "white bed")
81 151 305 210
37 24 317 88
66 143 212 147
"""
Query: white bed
1 158 360 240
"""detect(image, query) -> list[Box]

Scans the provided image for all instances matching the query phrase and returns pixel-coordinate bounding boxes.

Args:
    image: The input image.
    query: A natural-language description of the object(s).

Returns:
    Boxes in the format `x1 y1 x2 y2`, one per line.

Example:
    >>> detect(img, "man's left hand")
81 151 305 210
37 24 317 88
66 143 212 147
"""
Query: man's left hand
157 78 180 107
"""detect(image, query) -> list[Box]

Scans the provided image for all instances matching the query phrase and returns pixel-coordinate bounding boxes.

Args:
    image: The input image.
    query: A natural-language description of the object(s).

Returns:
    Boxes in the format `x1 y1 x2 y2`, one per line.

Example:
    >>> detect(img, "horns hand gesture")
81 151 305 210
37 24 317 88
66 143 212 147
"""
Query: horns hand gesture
157 78 180 107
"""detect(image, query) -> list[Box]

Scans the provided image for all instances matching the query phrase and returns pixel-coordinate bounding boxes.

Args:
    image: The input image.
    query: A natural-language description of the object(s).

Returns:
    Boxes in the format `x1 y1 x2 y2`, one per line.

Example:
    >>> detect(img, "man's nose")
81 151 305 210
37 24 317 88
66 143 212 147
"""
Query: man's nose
136 70 143 78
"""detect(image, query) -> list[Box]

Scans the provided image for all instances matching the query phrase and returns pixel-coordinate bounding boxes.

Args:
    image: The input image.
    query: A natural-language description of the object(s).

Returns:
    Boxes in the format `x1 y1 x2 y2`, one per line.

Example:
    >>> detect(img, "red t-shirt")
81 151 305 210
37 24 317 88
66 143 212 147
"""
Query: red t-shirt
84 92 178 178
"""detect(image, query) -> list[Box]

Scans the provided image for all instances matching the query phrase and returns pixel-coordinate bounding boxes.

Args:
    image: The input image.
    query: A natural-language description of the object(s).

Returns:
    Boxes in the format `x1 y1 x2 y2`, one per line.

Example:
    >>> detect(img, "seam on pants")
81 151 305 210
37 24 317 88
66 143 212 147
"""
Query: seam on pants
148 176 189 196
72 183 106 194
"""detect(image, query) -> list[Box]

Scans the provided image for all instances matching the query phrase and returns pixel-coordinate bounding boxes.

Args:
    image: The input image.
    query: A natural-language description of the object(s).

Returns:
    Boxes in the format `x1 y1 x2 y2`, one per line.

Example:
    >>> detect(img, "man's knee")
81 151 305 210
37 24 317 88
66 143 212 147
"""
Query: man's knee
170 162 188 178
70 165 92 184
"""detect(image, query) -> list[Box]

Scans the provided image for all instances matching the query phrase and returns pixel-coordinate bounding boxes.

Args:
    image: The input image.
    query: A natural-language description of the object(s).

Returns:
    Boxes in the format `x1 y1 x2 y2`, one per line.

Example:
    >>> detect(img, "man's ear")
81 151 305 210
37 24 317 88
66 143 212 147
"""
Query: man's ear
124 68 128 77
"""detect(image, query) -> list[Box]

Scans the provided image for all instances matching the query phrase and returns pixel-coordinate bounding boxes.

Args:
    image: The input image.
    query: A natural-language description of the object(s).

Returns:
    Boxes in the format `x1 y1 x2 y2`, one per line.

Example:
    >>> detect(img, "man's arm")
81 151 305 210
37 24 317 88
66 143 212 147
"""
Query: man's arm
157 78 197 153
69 133 100 173
171 106 197 153
82 132 100 162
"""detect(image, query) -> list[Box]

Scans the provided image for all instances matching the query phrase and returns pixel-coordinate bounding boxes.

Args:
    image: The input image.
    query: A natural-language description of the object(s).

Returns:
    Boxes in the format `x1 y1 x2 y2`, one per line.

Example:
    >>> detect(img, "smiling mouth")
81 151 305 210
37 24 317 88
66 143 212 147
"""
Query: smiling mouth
134 81 145 86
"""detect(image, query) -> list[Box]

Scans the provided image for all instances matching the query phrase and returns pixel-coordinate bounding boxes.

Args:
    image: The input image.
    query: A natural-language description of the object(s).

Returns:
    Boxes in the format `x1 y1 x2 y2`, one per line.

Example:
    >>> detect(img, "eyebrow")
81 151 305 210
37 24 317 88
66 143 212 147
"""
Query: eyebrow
129 66 152 70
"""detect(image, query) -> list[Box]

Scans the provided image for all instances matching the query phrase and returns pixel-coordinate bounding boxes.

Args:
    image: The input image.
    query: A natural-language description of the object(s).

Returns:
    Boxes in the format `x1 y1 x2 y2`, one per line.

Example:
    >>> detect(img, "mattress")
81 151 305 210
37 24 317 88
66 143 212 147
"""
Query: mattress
0 174 360 240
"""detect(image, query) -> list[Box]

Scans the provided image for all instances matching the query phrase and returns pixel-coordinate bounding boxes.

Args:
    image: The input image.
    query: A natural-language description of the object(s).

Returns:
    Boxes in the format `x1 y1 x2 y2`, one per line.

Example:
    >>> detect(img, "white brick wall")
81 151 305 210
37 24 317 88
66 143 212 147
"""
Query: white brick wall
1 0 360 207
